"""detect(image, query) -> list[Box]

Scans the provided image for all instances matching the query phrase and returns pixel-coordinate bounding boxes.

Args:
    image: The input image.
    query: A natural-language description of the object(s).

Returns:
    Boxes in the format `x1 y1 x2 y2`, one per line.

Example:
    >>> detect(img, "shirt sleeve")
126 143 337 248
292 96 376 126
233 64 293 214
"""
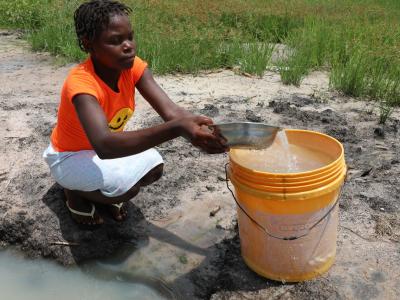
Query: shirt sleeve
64 70 100 104
131 56 148 84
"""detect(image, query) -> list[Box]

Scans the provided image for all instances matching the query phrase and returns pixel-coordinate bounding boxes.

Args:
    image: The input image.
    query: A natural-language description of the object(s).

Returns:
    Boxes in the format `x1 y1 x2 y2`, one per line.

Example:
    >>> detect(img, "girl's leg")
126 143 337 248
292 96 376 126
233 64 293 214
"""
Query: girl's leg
137 163 164 187
64 189 104 226
65 164 164 222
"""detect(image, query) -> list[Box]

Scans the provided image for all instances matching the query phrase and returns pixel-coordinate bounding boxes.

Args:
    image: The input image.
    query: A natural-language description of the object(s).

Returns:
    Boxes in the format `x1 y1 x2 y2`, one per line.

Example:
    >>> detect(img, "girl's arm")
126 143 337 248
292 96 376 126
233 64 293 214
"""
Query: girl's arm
73 94 226 159
136 68 226 151
136 68 192 121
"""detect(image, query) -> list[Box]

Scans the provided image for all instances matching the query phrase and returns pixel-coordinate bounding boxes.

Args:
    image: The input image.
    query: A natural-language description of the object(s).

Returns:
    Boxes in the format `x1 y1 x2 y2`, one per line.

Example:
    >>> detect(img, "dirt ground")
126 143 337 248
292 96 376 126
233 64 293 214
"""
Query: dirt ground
1 30 399 299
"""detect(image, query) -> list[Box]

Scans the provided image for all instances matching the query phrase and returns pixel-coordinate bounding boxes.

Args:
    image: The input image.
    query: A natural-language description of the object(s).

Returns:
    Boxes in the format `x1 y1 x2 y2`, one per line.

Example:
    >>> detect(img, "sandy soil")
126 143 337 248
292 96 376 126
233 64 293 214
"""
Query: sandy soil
1 30 399 299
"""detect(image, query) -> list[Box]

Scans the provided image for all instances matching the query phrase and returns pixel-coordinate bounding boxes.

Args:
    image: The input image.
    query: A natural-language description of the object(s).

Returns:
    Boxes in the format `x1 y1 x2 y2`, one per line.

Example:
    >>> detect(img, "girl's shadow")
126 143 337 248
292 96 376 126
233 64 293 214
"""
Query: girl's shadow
41 183 282 298
41 183 148 264
41 183 208 265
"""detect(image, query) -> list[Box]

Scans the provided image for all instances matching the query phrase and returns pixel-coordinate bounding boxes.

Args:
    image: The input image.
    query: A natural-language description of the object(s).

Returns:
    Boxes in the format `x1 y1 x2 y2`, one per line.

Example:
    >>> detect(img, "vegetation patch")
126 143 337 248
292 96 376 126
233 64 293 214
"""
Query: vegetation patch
1 0 399 113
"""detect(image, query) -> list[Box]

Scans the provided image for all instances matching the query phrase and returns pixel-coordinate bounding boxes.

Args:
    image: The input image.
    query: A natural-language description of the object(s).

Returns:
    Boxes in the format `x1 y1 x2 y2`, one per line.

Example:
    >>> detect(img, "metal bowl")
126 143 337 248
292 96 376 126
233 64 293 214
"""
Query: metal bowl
210 122 281 149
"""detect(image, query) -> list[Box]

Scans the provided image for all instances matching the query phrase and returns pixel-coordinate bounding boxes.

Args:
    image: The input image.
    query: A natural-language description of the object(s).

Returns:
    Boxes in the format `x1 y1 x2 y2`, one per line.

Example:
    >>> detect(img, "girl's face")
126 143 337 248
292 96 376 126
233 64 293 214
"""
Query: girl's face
89 14 136 71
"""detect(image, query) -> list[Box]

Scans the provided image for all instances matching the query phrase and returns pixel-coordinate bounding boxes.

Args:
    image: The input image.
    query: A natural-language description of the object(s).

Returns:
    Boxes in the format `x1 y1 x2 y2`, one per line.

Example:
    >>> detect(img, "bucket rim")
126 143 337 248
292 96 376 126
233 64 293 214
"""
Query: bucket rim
231 165 344 191
229 129 344 178
230 157 344 181
228 166 347 200
230 159 344 185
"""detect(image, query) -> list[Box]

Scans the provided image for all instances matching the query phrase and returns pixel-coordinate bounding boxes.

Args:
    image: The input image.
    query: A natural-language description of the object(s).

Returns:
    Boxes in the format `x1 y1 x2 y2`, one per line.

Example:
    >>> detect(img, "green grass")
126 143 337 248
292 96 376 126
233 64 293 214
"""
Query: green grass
1 0 400 114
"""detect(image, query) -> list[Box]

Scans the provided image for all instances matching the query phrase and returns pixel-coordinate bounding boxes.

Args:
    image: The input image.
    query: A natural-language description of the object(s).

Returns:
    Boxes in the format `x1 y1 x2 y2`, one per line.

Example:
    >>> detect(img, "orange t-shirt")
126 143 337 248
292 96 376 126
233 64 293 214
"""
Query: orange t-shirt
50 56 147 152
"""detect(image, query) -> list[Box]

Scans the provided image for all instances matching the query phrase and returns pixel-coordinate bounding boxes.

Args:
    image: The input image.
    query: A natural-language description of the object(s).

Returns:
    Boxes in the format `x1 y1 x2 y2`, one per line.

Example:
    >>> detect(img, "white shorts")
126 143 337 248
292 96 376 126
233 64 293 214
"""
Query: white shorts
43 144 164 197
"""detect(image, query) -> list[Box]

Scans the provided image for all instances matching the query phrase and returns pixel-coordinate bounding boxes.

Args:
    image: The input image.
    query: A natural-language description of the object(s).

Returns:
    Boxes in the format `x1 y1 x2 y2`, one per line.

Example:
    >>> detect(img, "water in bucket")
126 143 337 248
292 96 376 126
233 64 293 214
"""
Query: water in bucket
232 131 334 173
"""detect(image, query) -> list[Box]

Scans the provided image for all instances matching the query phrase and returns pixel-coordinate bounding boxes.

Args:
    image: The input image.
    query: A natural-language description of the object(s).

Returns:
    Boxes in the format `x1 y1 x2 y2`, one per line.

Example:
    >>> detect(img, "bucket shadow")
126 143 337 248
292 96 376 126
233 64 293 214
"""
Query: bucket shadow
171 233 285 299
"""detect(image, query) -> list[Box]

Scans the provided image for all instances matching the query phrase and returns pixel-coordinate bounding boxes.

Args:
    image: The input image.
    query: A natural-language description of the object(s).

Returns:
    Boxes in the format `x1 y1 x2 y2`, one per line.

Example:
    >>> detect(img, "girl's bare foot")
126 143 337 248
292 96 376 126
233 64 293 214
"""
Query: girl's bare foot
107 202 128 222
64 189 104 226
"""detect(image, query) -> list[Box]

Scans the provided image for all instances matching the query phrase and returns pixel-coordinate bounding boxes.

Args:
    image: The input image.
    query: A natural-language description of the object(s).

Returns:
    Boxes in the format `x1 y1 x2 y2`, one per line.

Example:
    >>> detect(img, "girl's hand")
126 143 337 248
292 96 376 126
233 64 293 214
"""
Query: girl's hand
178 115 228 154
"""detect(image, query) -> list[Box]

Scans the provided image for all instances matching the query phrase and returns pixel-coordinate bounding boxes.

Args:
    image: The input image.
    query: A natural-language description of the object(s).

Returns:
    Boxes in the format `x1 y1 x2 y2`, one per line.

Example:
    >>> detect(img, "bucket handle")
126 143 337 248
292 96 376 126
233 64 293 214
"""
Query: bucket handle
224 163 346 241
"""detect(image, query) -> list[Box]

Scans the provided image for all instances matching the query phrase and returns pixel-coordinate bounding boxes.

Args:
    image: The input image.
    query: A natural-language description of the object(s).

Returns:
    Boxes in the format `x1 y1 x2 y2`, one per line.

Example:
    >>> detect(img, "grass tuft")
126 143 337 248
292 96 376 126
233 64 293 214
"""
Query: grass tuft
0 0 399 106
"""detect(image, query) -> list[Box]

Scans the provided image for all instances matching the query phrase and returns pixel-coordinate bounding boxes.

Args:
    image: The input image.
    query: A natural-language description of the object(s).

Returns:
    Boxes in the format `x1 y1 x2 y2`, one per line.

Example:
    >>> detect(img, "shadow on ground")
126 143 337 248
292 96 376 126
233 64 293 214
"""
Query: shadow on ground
41 183 285 299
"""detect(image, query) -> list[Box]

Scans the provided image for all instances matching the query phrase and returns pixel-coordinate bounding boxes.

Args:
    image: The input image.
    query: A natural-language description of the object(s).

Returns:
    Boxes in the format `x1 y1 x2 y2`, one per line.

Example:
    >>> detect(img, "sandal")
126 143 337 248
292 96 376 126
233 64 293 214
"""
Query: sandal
108 202 127 222
65 200 104 226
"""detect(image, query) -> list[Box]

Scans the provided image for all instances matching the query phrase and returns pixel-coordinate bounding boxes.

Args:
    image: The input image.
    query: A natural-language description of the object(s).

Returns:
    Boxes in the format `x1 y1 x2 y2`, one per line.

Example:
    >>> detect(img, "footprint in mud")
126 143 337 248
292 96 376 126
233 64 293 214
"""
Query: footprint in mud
16 136 37 149
372 213 400 239
217 96 250 105
150 210 183 227
30 120 55 138
325 125 358 143
289 278 340 299
370 271 386 283
0 171 8 183
268 95 348 126
359 194 398 213
352 282 380 300
245 109 262 122
268 94 315 111
199 104 219 118
0 102 27 111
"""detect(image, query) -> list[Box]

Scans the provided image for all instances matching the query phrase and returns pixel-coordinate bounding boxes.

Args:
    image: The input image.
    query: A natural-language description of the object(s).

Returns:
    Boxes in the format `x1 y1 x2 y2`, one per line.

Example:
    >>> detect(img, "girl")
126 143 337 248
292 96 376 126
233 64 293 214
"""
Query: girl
43 0 227 226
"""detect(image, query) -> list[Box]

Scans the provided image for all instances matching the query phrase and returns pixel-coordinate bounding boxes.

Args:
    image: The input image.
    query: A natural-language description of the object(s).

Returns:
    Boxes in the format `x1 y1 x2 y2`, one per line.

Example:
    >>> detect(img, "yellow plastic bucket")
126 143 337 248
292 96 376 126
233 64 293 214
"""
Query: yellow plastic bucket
227 129 346 282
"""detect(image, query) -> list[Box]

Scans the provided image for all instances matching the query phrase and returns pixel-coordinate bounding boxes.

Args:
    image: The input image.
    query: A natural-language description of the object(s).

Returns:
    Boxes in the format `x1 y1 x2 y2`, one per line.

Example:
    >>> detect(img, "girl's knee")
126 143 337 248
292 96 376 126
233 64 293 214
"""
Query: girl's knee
126 183 140 199
111 183 140 203
140 163 164 186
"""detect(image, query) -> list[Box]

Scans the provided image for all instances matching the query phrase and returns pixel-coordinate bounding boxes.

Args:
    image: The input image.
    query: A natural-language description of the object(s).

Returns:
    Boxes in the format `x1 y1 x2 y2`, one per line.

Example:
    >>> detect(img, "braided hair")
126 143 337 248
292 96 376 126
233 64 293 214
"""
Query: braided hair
74 0 132 52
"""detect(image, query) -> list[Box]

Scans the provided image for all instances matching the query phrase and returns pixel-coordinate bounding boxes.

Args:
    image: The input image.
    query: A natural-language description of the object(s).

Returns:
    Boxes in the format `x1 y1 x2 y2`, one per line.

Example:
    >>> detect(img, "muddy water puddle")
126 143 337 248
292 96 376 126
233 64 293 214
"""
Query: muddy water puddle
1 197 226 299
0 249 170 300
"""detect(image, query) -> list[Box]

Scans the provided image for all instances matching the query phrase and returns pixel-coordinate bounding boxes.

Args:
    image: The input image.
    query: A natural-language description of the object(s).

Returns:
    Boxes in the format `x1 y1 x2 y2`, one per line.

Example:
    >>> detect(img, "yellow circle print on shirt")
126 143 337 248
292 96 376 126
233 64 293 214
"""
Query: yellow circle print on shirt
108 107 133 132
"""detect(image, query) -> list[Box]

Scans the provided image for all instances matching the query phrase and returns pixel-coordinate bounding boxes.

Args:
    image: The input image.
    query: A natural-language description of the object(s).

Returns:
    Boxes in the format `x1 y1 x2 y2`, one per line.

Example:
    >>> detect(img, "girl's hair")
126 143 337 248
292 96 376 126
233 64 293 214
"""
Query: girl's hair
74 0 132 52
